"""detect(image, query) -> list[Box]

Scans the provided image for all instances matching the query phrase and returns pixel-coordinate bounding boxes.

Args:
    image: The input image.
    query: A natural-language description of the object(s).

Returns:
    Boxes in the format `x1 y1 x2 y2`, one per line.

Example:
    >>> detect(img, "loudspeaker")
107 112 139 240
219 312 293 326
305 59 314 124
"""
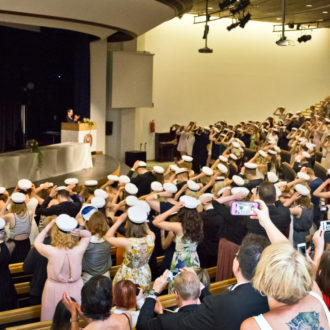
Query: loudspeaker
106 121 113 136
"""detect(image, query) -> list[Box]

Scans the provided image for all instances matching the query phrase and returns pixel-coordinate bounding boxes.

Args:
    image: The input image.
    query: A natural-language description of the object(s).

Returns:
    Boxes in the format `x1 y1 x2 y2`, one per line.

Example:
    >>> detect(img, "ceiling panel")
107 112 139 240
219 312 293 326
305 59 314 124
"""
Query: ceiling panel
190 0 330 28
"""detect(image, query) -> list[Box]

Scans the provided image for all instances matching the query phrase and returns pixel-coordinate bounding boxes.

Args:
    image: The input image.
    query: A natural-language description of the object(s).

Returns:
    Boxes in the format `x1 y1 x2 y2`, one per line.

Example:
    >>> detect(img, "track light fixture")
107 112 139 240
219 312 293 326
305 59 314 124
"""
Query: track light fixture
276 0 293 46
297 34 312 43
219 0 236 10
239 13 251 28
230 0 250 15
227 21 240 31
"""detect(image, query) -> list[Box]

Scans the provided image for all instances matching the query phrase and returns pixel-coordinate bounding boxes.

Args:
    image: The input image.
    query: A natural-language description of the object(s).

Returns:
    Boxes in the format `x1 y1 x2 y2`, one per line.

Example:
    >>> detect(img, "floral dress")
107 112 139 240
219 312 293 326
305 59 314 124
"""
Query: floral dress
113 235 154 291
170 236 200 270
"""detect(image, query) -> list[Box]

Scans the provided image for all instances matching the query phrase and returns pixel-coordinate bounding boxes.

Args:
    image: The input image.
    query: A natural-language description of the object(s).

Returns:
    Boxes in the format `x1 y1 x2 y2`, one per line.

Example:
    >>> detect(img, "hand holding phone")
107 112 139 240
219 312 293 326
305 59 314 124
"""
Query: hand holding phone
297 243 307 256
231 201 259 216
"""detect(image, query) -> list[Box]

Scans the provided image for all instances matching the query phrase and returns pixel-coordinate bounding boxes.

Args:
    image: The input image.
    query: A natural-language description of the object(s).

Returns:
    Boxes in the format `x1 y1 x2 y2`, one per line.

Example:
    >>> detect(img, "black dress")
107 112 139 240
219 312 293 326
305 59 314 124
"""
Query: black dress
0 242 17 311
192 132 209 173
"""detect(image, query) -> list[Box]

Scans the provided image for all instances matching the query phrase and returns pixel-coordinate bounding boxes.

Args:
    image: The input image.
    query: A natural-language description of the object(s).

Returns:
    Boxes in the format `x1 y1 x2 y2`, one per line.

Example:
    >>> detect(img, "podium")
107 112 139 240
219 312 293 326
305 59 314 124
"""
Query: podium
61 122 97 152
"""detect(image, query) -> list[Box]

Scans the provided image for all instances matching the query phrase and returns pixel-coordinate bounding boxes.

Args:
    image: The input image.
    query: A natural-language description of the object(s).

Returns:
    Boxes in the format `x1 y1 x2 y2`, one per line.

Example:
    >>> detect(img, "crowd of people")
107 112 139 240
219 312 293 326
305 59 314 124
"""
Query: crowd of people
0 97 329 329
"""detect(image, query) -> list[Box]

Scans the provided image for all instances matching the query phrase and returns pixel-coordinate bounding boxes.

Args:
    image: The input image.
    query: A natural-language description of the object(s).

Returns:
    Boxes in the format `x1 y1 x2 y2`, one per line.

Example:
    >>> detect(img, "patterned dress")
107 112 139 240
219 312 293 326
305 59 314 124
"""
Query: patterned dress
170 235 200 270
113 235 154 291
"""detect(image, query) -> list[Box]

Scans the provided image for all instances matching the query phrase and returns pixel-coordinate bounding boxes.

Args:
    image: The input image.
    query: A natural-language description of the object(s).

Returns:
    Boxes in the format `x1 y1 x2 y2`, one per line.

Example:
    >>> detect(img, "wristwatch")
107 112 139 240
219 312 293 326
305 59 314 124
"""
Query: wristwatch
148 289 160 297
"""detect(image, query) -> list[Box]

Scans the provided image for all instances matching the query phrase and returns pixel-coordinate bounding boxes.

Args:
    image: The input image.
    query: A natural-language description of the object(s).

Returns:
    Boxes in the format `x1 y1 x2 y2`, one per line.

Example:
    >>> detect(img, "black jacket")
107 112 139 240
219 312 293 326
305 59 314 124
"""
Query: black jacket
37 194 82 217
136 288 210 330
23 236 51 297
176 283 269 330
247 201 290 237
127 170 156 197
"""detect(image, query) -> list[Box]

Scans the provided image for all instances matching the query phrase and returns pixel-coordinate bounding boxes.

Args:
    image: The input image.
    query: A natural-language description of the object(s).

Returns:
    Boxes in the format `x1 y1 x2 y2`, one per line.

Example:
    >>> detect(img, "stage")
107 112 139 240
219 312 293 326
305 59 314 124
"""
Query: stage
0 142 121 189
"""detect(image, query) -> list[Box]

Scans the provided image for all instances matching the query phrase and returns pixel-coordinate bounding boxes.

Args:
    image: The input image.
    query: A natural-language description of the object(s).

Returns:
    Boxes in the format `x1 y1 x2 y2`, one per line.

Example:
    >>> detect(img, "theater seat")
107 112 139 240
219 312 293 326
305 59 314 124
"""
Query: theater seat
314 161 327 181
281 162 296 182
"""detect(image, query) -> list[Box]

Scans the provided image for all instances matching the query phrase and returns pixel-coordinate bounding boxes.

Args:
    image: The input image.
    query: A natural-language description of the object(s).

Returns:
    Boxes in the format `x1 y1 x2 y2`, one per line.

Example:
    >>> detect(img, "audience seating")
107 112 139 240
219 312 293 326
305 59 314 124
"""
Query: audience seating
314 151 323 164
1 278 236 329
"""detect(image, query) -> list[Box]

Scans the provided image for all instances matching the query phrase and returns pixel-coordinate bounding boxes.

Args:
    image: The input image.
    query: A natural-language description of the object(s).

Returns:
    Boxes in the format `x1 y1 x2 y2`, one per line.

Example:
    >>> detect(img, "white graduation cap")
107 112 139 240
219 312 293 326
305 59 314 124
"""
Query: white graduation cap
187 180 200 191
163 182 178 194
0 187 5 194
232 175 245 186
229 153 238 160
151 181 163 192
202 166 213 176
258 150 268 158
125 183 138 195
267 172 278 183
244 163 258 169
128 206 149 224
56 214 78 232
119 175 130 184
199 193 214 204
94 189 108 199
217 186 231 197
91 197 106 209
12 192 26 204
219 155 228 163
0 218 5 230
80 204 98 221
153 166 165 174
217 163 228 174
182 155 193 162
134 200 151 215
85 180 98 187
107 174 119 182
64 178 79 185
137 161 147 168
125 195 139 207
297 172 310 181
17 179 32 191
294 184 310 196
179 195 201 209
231 187 250 198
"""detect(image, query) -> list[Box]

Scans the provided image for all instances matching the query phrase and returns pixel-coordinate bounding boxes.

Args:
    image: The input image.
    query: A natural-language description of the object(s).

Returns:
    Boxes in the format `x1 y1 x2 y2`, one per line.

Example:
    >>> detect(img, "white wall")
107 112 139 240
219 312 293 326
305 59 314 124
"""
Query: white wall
90 39 108 153
136 15 330 159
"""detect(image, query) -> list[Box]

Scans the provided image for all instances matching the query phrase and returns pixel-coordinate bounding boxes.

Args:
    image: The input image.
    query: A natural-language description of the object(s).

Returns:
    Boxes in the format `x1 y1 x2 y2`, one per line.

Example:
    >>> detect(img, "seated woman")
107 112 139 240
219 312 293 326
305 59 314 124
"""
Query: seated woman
81 209 112 283
112 280 141 327
105 206 155 291
51 297 76 330
62 275 131 330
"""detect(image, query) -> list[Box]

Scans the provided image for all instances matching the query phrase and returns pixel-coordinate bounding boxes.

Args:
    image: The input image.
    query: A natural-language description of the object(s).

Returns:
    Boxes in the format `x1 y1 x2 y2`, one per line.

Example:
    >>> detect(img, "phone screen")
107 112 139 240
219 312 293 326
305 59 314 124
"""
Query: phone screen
231 202 258 216
297 243 306 256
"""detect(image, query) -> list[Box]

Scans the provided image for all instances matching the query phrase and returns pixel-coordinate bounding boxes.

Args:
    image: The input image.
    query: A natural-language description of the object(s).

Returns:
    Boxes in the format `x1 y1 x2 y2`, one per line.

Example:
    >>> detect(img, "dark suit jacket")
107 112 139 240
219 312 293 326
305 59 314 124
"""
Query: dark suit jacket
136 288 210 330
176 283 269 330
127 170 156 197
247 201 290 237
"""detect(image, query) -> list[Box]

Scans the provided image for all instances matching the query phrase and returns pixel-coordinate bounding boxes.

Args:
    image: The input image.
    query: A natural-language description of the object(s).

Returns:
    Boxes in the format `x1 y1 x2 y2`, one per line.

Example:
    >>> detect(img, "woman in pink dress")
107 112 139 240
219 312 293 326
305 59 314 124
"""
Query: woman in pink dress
34 214 91 321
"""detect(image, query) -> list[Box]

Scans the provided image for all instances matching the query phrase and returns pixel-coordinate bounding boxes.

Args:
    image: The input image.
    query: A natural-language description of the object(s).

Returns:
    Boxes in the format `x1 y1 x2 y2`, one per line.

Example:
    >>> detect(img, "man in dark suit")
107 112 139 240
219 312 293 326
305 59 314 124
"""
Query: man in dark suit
136 269 210 330
175 234 270 330
247 182 291 237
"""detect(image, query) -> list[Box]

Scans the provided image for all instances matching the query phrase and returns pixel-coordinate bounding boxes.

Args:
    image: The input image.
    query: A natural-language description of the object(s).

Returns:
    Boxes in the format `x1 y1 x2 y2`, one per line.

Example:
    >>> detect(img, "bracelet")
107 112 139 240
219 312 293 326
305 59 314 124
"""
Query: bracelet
70 318 79 323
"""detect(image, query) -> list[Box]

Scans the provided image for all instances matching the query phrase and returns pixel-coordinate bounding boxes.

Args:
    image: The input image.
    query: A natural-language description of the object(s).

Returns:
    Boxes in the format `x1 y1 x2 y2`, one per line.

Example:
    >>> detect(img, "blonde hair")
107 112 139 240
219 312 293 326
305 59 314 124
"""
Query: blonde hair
51 225 79 249
253 243 313 305
40 215 57 231
174 271 200 300
10 202 27 216
185 190 200 199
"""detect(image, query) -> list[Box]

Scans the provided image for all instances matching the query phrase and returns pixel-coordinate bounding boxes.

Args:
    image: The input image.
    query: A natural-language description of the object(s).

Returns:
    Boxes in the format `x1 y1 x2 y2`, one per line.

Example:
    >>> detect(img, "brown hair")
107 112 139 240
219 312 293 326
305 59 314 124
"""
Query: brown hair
113 280 136 309
51 225 79 249
10 202 27 216
316 250 330 296
178 208 203 243
296 195 312 209
86 211 108 238
126 221 148 238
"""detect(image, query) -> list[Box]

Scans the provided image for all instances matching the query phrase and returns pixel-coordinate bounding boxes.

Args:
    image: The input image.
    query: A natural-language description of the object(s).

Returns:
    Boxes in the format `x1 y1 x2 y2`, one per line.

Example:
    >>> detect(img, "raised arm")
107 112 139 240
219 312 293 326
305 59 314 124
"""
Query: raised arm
251 199 289 244
313 178 330 198
104 213 130 249
153 203 184 235
34 218 57 258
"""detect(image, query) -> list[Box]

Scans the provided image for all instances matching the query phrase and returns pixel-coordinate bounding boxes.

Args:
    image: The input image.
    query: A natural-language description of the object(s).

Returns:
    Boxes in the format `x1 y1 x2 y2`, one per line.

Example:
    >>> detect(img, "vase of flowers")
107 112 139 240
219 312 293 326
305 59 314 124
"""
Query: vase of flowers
26 139 43 168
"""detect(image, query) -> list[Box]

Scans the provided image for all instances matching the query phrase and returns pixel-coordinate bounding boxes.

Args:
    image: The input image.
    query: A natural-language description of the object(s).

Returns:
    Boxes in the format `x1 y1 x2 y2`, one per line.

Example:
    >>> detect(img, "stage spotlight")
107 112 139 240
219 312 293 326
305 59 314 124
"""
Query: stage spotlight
239 13 251 28
230 0 250 15
219 0 236 10
227 22 240 31
276 36 289 46
297 34 312 43
198 47 213 53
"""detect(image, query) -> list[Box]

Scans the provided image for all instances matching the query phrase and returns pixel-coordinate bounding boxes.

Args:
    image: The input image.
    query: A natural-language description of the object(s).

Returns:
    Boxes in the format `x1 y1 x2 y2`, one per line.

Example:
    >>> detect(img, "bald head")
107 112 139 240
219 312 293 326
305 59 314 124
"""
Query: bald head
174 270 200 300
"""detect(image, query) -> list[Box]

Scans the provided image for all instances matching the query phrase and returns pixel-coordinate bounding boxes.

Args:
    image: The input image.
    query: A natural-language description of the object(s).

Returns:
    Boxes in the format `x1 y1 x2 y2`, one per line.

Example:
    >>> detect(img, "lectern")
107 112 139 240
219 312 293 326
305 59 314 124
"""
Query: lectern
61 122 97 152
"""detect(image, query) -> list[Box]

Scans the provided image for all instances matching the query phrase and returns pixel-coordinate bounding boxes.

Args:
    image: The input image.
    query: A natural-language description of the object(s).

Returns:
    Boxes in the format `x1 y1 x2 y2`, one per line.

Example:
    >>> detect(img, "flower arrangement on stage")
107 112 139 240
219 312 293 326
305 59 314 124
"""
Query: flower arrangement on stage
26 139 43 168
82 118 95 128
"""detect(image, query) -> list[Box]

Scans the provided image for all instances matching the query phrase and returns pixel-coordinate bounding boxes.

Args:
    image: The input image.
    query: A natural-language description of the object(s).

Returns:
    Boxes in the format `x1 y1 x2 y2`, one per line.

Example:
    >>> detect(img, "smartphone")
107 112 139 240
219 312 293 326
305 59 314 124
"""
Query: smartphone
297 243 306 256
320 206 328 212
230 201 259 216
320 220 330 232
167 270 180 281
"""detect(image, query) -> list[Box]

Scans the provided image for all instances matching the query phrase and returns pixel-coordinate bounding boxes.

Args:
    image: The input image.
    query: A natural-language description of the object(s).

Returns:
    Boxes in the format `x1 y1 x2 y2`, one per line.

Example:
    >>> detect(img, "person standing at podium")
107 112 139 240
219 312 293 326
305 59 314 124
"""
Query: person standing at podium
66 108 80 122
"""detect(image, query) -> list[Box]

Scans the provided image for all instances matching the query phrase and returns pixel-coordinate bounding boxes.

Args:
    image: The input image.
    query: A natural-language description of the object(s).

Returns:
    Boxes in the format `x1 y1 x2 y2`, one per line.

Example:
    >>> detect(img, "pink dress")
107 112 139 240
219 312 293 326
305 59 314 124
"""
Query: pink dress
34 230 91 321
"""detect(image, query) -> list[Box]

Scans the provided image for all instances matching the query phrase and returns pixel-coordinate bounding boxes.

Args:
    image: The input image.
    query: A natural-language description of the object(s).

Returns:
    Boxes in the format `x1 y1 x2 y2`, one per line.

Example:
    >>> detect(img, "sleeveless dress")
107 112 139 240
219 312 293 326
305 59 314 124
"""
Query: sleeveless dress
10 213 31 263
170 236 200 270
113 235 155 291
253 291 330 330
35 235 91 321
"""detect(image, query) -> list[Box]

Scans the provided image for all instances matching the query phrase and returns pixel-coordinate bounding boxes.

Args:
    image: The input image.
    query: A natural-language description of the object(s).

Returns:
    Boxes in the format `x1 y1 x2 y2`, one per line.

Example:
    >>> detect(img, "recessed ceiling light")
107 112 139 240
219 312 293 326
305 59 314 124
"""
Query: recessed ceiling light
276 17 281 20
322 11 328 14
318 18 324 21
208 7 213 9
306 4 312 7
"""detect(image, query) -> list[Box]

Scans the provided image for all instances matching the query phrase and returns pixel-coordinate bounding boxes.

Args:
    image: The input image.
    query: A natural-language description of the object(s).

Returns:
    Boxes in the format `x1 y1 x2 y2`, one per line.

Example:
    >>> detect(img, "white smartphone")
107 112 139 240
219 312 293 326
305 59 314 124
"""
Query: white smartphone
297 243 306 256
320 220 330 232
